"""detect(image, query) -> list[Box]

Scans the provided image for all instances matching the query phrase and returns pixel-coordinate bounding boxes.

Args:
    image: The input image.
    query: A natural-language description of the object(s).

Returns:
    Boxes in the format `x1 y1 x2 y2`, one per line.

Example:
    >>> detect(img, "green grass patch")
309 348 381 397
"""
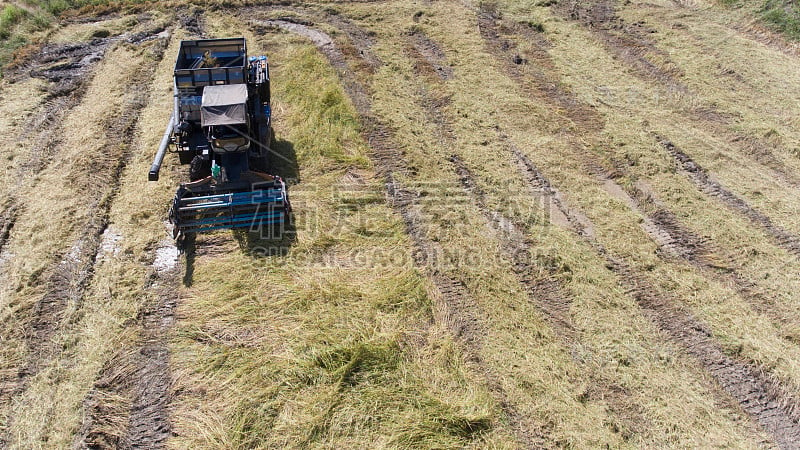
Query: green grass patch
277 46 370 172
760 0 800 39
717 0 800 40
0 5 28 40
0 0 152 73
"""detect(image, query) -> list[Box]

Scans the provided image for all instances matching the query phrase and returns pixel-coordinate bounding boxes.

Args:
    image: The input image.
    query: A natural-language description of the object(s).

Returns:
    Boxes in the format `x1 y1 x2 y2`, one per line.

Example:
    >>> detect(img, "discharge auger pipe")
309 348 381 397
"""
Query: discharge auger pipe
148 85 180 181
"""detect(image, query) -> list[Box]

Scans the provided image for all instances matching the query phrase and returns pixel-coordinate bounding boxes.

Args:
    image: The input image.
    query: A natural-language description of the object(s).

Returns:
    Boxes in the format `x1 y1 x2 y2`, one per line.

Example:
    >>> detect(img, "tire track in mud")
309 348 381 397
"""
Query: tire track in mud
449 154 577 344
0 38 114 266
78 28 212 448
584 158 800 329
401 28 577 346
0 34 170 447
253 16 548 448
557 0 688 94
476 5 604 133
75 236 180 450
125 257 180 449
0 32 167 433
118 17 203 448
512 138 800 448
0 20 168 260
405 29 453 81
407 24 665 440
660 138 800 258
0 201 17 259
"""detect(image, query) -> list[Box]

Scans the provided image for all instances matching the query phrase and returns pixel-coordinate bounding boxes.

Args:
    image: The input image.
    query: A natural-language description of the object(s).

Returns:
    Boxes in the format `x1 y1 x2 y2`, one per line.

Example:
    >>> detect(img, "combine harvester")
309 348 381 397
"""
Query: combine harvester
148 38 290 247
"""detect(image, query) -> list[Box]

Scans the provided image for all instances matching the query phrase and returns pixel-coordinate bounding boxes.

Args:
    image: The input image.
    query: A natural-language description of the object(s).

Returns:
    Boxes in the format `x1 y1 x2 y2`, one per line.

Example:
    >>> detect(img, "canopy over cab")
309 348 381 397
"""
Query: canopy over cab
201 83 249 127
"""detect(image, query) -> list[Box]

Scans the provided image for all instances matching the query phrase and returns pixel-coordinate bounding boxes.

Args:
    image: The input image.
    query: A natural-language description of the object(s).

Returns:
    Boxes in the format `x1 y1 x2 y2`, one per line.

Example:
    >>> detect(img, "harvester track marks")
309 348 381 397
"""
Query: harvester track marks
581 163 715 263
449 154 576 344
475 1 800 249
559 1 800 188
476 5 604 133
510 143 800 448
0 38 111 244
126 273 179 449
320 12 382 71
660 139 800 258
178 9 206 38
405 29 453 81
258 17 548 448
2 36 170 446
598 176 795 326
408 27 577 346
605 256 800 450
555 0 688 93
0 202 18 257
75 347 139 448
511 146 592 236
474 0 798 334
16 96 84 179
479 1 798 330
78 263 180 449
395 178 547 449
451 152 658 441
13 38 115 97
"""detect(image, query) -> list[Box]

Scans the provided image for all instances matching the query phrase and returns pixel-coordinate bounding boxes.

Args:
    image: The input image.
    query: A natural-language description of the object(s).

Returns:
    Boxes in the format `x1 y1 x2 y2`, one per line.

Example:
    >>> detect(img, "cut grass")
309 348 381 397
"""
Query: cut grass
0 33 171 446
1 0 799 447
495 0 800 395
167 13 514 448
338 0 769 446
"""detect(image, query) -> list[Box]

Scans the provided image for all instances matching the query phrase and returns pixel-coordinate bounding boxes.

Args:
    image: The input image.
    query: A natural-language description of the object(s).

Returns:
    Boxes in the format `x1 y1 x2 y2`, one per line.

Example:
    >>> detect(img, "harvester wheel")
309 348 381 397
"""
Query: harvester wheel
190 155 211 181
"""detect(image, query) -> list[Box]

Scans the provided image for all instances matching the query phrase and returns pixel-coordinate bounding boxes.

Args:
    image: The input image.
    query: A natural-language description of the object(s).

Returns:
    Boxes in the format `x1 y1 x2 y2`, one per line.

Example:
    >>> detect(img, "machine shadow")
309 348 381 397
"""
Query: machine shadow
268 138 299 183
182 233 197 287
233 218 297 258
234 136 299 258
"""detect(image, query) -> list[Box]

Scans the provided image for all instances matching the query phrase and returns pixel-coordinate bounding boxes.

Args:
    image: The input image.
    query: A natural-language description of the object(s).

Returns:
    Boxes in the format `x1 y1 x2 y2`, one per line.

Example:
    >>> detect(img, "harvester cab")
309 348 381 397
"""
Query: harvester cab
148 38 289 246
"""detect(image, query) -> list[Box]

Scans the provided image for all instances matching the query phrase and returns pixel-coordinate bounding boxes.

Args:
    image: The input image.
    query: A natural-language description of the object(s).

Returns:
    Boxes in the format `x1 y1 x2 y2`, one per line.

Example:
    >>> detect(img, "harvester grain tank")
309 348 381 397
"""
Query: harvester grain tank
148 38 289 244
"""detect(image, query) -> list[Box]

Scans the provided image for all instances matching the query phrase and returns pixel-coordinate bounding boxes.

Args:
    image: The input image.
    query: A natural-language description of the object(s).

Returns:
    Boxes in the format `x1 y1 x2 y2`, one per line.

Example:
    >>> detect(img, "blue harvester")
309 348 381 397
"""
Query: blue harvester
148 38 290 243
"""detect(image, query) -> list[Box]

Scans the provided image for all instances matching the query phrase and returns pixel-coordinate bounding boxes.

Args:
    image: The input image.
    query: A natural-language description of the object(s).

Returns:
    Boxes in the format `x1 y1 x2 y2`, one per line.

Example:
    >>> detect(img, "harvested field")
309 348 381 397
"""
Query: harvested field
1 0 799 448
